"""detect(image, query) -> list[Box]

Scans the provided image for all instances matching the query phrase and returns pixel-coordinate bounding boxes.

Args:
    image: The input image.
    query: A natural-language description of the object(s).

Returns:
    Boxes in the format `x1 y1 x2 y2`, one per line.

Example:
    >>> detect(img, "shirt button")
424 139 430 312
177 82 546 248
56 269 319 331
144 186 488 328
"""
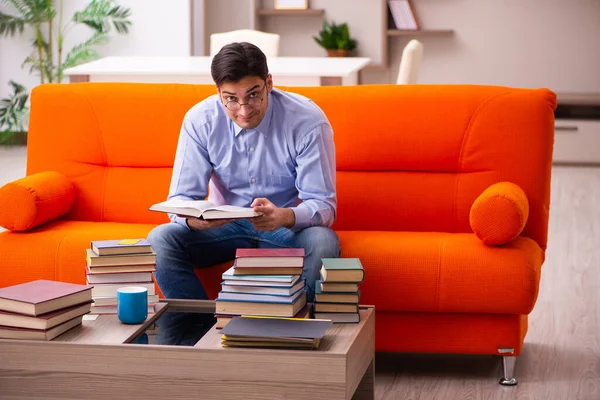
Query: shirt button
251 178 256 183
249 147 255 152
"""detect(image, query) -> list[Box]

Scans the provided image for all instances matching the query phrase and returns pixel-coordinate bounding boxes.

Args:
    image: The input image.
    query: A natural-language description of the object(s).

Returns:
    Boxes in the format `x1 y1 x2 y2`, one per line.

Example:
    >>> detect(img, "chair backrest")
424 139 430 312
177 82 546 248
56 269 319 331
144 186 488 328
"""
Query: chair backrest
210 29 280 57
396 39 424 84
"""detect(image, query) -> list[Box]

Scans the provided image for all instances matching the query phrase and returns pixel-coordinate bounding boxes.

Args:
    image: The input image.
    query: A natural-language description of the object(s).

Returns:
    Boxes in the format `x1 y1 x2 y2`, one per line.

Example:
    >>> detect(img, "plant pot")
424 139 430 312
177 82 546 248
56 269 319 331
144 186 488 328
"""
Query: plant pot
326 49 350 57
0 131 27 146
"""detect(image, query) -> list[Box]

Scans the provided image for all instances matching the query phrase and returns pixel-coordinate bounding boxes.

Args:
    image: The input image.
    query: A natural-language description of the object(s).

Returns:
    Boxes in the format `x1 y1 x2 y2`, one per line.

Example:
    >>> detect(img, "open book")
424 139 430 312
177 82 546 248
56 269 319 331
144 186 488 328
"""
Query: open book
149 199 261 220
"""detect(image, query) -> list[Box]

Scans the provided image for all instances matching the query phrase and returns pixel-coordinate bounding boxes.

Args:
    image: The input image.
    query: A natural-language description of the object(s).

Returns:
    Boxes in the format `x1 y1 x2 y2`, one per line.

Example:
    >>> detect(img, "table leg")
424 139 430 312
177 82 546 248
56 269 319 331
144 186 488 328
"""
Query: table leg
352 358 374 400
69 75 90 83
320 76 343 86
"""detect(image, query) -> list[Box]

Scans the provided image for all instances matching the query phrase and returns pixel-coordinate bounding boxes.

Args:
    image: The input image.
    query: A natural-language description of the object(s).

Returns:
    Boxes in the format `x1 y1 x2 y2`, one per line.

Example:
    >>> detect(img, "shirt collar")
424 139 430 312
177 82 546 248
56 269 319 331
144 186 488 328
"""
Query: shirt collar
232 90 273 137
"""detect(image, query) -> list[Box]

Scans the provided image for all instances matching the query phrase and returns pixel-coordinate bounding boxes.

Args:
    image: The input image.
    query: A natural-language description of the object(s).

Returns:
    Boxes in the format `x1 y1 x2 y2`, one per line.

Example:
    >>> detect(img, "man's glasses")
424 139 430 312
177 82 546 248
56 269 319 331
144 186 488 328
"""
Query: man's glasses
223 85 266 111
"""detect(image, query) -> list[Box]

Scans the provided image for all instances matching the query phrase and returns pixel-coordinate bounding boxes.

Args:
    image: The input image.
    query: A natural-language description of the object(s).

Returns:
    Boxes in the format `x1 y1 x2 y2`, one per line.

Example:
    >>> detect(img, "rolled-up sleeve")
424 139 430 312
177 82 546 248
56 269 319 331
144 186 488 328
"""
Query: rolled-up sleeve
167 112 213 228
289 122 337 231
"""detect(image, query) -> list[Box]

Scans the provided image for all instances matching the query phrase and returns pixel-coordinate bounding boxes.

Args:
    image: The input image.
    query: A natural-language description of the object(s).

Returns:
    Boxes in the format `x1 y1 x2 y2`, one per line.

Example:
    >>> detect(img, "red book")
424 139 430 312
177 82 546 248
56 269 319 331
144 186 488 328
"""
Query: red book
235 248 305 268
0 302 91 330
0 315 84 340
0 280 93 316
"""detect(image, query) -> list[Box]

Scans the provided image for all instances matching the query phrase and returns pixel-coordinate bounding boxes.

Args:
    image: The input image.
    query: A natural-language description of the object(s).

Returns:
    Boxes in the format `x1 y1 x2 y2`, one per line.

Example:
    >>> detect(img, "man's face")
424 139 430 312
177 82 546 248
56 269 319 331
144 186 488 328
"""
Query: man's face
218 74 273 130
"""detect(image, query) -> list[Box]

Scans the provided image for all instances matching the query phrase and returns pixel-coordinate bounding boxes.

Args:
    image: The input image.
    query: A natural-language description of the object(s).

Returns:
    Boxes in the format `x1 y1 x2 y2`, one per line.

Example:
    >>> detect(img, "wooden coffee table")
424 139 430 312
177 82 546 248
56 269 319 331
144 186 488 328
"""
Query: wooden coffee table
0 300 375 400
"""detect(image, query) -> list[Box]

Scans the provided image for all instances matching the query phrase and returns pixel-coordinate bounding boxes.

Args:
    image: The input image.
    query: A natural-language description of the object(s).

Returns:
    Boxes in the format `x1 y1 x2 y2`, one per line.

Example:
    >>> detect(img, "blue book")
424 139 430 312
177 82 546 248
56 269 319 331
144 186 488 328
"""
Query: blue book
220 280 306 297
217 288 305 304
215 290 307 318
91 239 153 256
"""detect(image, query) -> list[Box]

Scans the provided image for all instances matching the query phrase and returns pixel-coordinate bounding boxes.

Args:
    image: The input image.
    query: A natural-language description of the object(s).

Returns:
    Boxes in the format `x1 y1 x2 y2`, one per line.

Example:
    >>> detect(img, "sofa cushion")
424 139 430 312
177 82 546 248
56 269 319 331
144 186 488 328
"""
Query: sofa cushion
0 220 158 288
0 220 233 300
0 171 75 232
469 182 529 245
337 231 542 314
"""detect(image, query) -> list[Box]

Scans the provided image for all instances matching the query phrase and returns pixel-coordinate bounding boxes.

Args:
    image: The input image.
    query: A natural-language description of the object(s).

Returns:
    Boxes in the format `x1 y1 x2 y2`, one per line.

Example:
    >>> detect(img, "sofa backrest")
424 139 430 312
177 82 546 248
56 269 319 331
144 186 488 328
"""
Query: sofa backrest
27 83 555 250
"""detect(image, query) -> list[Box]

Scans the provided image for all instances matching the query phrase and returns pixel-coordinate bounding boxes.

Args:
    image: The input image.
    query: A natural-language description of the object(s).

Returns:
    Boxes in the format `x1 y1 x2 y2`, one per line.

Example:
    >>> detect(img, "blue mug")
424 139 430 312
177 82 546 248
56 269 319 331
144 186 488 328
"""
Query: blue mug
117 286 148 324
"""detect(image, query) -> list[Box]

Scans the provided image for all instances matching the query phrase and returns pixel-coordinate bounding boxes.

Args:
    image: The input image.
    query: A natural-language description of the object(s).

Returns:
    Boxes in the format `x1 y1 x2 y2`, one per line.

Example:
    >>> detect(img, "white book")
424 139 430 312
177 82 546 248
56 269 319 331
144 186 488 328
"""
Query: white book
313 312 360 324
93 294 159 306
86 271 154 284
389 0 418 30
221 266 300 283
221 280 305 296
149 199 261 220
90 282 155 298
222 278 301 288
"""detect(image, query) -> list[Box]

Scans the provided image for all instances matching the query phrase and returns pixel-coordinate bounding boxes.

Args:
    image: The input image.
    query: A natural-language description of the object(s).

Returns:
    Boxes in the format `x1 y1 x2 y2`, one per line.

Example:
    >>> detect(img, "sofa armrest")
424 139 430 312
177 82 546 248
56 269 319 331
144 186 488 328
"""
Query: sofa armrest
0 171 75 231
469 182 529 246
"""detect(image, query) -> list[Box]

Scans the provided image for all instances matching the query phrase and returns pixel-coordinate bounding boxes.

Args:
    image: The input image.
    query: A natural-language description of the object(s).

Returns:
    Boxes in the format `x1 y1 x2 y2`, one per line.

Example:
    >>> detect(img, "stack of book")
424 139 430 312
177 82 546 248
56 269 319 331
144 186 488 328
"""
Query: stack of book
313 258 365 324
0 280 93 340
221 315 333 349
86 239 158 314
215 248 310 328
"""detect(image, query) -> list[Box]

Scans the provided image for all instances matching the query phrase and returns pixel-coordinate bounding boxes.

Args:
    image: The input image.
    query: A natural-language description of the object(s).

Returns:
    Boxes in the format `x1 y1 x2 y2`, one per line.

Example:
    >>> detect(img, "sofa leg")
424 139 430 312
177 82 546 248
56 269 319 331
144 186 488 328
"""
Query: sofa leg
499 355 518 386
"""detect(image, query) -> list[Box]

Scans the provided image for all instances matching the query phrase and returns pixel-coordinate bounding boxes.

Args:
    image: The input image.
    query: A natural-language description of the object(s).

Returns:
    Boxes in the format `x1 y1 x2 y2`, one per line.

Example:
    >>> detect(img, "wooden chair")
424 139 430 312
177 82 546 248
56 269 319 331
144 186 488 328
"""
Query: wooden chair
396 39 424 84
210 29 280 57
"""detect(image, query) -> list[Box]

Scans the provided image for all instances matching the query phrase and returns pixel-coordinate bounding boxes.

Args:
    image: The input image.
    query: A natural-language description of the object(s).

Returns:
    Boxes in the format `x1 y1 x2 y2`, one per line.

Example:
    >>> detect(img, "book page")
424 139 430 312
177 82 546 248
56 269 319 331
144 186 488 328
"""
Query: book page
207 205 256 212
160 199 216 212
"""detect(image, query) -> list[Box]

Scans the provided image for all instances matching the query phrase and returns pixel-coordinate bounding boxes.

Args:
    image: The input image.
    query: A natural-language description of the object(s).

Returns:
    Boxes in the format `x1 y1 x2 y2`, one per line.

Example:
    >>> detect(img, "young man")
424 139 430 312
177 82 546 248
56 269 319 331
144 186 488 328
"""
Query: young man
147 42 339 302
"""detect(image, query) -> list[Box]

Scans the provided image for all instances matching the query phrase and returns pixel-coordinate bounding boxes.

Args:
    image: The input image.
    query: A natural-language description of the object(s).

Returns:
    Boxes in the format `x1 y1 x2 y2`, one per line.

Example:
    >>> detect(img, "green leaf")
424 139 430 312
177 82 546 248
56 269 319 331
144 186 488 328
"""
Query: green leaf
0 80 30 135
0 12 26 36
313 20 357 51
73 0 132 34
21 36 54 81
59 31 108 80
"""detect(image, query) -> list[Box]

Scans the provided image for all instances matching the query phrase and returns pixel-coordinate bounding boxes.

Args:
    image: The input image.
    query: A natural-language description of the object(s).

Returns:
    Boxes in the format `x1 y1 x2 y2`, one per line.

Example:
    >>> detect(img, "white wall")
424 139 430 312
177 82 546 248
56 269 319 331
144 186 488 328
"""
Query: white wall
0 0 191 98
365 0 600 93
199 0 600 93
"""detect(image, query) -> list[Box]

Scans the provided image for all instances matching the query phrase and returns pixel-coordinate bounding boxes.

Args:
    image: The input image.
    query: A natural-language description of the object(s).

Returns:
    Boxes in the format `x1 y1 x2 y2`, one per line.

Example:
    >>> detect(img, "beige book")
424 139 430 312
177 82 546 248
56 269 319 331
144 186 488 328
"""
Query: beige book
0 315 83 341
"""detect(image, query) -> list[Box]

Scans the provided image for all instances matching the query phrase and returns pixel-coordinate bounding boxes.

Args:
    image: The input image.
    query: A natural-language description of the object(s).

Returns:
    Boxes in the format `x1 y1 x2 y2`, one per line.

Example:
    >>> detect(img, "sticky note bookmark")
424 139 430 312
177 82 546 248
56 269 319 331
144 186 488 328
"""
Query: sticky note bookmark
118 239 141 245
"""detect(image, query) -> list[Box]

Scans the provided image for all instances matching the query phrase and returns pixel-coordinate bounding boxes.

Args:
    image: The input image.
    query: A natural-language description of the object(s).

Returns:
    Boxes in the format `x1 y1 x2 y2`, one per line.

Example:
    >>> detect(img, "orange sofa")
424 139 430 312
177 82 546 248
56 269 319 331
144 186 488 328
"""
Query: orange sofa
0 83 555 383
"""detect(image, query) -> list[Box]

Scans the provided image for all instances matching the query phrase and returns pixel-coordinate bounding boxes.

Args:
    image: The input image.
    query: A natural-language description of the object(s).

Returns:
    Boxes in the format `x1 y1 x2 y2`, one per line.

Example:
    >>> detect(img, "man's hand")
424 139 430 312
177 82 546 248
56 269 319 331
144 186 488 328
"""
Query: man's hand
249 198 295 231
180 216 236 231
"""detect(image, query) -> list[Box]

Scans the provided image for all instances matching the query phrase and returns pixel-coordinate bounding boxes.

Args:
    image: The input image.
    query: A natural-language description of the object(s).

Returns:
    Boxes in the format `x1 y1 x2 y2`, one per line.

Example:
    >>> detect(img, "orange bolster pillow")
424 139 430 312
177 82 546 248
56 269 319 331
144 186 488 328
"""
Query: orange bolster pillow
469 182 529 245
0 171 75 231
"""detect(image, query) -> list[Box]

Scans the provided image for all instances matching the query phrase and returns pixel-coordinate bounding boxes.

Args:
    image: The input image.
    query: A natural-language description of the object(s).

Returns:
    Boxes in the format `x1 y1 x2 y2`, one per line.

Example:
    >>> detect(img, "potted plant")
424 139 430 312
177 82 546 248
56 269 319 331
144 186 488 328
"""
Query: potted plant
0 0 132 145
313 20 357 57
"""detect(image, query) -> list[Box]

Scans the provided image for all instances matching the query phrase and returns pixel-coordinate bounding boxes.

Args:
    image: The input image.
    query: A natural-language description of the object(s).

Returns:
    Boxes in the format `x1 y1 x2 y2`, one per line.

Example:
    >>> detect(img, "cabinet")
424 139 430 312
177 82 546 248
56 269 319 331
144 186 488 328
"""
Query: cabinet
553 94 600 165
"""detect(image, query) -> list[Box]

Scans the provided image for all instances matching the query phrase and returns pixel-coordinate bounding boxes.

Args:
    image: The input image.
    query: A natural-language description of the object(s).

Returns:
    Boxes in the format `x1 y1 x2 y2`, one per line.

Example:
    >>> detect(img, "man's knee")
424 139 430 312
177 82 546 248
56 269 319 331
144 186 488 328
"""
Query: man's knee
147 222 187 251
302 227 340 258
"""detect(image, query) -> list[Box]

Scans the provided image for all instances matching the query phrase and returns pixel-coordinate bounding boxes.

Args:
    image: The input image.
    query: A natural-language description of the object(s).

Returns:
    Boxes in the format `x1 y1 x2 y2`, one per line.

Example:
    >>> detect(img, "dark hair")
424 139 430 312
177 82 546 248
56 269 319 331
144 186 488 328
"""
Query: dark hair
210 42 269 87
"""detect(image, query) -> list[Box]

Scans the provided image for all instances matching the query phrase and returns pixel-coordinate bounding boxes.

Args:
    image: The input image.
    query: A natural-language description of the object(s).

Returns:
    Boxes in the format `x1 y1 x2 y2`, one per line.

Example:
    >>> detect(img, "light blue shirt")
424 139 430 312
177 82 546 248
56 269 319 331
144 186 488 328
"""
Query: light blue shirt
168 88 337 232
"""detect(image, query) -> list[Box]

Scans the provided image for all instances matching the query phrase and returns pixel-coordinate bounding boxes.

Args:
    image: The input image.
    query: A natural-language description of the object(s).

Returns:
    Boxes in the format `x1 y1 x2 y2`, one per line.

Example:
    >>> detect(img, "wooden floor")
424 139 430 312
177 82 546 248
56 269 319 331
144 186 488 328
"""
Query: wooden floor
0 146 599 399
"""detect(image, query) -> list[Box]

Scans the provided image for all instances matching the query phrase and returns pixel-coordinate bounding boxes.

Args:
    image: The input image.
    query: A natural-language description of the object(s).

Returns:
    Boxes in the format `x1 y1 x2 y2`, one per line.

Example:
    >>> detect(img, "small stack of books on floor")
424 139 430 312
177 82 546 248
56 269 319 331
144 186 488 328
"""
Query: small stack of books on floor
313 258 365 324
215 248 310 328
0 280 93 340
221 315 333 349
86 238 158 314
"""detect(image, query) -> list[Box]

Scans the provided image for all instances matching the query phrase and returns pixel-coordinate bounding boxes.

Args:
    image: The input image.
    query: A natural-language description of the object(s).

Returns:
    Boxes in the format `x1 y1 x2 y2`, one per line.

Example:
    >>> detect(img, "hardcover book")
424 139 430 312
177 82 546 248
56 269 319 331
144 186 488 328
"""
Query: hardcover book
0 315 84 340
0 302 91 330
221 266 300 283
91 239 153 256
235 248 305 267
0 280 93 316
86 249 156 267
320 258 365 283
149 199 261 220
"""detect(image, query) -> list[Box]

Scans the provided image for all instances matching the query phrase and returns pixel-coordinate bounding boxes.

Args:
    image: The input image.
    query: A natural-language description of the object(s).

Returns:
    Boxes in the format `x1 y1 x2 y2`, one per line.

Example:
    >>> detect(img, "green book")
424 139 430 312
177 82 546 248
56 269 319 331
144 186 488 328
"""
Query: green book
315 280 360 303
320 258 365 283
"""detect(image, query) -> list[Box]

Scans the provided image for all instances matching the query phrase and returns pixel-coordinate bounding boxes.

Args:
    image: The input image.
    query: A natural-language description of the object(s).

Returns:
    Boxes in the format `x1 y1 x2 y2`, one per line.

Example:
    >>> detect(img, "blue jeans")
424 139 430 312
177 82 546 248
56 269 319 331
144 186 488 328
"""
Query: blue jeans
147 219 340 303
